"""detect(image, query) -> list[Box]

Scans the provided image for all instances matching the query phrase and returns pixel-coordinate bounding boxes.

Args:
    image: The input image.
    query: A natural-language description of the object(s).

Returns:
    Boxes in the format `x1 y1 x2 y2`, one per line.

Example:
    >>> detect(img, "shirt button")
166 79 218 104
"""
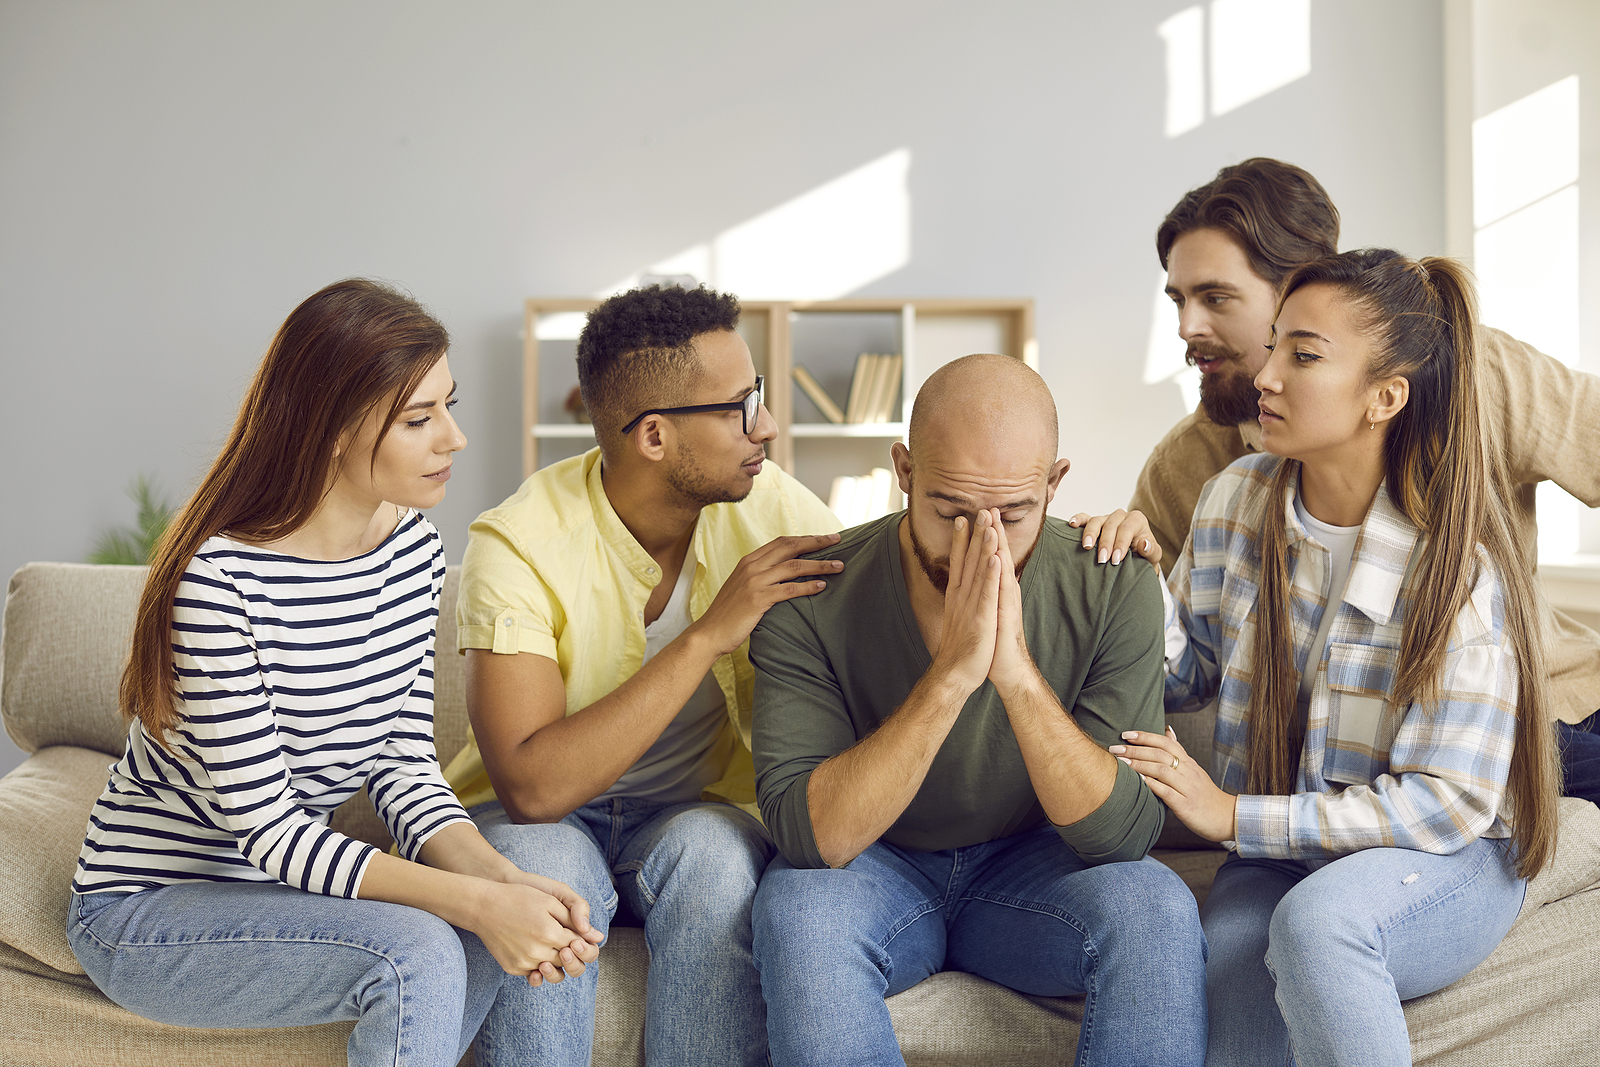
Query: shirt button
503 619 513 627
645 566 656 575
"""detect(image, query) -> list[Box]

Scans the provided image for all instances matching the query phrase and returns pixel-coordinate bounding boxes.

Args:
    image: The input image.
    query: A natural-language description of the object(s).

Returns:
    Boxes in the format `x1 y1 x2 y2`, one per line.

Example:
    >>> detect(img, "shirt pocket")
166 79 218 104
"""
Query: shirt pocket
1322 641 1400 783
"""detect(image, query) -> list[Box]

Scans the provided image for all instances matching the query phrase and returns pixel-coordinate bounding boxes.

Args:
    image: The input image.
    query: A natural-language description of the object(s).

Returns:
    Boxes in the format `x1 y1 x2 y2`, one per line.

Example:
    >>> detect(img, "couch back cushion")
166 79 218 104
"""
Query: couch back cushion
2 560 473 770
3 563 144 756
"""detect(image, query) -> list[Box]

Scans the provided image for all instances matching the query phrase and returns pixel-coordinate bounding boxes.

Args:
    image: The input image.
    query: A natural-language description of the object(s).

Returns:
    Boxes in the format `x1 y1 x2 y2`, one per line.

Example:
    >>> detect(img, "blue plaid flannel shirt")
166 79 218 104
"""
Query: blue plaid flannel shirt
1164 453 1518 865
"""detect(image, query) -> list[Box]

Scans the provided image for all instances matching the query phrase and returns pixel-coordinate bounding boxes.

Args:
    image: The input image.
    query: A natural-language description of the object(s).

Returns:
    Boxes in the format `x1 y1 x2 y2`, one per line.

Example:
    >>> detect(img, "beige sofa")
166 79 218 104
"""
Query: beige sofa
3 561 1599 1065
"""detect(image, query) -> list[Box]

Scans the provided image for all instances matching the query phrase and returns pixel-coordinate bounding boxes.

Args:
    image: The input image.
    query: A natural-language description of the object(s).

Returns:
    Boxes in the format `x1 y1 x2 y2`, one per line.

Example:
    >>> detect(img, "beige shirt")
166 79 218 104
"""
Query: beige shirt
1130 326 1600 725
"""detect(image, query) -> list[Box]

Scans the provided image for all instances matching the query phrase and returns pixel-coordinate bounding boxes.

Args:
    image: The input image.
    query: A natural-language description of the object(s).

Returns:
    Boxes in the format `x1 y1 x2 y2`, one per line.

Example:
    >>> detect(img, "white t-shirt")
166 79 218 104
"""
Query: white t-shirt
601 540 730 804
1292 491 1363 750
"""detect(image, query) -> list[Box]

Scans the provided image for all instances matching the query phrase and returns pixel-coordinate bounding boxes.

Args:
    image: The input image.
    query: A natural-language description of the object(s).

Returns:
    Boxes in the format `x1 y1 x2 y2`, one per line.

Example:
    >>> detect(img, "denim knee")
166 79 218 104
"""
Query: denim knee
476 811 615 921
1263 876 1364 983
752 863 866 962
378 908 470 994
1081 859 1202 942
634 806 772 914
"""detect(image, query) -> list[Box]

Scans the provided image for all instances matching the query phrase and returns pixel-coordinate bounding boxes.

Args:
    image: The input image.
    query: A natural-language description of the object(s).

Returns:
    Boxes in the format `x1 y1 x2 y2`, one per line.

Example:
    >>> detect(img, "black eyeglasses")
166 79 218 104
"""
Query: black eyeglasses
621 376 764 436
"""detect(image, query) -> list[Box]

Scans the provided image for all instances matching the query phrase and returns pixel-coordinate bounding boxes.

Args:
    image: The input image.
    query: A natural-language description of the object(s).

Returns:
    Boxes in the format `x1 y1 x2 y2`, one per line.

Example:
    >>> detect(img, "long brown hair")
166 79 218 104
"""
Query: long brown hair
1248 249 1559 878
122 279 449 748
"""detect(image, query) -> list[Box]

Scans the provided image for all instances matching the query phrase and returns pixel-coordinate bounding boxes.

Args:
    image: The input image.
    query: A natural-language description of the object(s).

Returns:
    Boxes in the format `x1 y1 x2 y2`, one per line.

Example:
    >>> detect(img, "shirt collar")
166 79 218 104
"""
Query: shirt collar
584 449 664 584
1278 462 1420 626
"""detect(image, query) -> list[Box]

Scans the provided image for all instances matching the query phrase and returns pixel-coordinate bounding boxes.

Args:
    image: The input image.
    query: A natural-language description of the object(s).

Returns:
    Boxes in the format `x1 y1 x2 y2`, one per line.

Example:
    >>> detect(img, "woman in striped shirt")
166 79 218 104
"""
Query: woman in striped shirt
1109 250 1560 1066
69 279 601 1066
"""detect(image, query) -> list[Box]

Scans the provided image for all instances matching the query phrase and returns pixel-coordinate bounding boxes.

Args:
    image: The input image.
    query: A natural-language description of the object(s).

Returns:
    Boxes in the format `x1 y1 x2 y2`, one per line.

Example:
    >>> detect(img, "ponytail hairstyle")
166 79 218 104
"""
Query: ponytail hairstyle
121 279 450 749
1248 249 1559 878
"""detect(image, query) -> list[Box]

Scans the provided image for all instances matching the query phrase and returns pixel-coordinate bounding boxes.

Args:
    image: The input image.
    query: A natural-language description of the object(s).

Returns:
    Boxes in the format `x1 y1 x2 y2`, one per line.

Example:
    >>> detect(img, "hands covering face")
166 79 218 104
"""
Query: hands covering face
932 509 1035 698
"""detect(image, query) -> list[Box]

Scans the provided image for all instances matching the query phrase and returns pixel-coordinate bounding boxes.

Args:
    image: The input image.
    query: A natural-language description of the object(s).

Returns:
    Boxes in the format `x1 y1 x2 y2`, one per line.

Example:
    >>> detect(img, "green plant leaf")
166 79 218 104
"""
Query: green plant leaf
89 475 176 566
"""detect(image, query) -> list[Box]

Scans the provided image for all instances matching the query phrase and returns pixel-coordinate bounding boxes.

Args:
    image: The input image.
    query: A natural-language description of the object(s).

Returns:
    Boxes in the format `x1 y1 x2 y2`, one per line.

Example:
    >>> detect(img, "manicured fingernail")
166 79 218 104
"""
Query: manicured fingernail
1109 745 1126 754
1122 731 1137 739
1082 536 1094 549
1112 550 1123 566
1117 756 1132 766
1098 548 1108 563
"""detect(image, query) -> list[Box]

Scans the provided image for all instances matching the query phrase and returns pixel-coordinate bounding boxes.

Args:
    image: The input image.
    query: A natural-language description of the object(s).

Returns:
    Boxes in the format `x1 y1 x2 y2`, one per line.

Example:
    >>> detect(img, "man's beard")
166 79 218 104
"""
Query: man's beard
908 513 1033 594
664 438 760 508
1188 342 1261 427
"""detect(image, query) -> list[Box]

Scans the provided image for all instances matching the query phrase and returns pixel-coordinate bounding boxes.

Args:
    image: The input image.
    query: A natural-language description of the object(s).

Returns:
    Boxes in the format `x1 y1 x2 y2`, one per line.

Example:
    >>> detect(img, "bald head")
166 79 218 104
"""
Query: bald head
908 353 1059 470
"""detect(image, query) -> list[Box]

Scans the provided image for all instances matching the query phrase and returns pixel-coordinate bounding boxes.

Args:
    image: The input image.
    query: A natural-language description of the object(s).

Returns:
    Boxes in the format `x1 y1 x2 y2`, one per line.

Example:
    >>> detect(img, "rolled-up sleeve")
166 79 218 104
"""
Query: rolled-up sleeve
456 517 563 659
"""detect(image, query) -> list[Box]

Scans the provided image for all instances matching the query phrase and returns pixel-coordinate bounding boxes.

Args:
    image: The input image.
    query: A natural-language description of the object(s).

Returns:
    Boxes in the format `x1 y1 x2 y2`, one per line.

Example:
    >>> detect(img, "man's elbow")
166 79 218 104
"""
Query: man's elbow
495 780 576 825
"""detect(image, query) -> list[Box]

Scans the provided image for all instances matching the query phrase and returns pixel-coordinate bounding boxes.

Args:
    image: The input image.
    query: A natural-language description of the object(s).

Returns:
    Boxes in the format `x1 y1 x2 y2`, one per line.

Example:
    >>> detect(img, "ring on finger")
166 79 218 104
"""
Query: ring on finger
1170 756 1180 770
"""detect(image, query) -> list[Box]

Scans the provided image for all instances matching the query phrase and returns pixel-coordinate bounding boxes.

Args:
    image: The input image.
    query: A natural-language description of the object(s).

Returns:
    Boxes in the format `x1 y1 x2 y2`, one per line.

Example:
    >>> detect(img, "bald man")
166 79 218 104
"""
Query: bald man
747 355 1206 1066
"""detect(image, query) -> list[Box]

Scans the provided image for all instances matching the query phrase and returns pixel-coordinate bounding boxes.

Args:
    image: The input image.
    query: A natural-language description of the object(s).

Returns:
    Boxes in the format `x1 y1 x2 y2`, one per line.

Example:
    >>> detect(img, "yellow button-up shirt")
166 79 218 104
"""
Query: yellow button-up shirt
444 447 841 812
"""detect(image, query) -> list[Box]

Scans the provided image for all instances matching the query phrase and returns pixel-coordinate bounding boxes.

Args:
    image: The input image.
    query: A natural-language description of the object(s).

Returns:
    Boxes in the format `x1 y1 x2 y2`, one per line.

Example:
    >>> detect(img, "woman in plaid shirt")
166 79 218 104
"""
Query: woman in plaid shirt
1111 249 1560 1067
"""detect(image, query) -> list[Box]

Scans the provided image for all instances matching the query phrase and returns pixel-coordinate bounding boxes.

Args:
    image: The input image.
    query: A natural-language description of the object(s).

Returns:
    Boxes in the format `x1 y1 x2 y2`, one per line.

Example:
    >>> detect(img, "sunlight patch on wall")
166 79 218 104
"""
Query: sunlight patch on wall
1476 184 1579 365
1473 75 1583 563
1158 8 1206 137
1474 76 1579 229
1144 272 1200 413
1164 0 1312 137
596 148 912 302
1159 0 1312 138
1473 76 1579 368
1210 0 1312 116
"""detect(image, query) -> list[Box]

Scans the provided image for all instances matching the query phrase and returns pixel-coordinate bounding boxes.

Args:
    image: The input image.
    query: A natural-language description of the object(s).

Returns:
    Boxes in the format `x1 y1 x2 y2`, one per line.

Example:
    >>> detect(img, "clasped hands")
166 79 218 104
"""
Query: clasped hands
932 509 1035 698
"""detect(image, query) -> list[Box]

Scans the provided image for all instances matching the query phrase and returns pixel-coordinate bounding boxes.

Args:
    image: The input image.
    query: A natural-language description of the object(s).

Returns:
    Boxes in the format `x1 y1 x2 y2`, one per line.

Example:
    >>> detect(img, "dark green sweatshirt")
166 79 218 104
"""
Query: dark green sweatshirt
751 512 1167 870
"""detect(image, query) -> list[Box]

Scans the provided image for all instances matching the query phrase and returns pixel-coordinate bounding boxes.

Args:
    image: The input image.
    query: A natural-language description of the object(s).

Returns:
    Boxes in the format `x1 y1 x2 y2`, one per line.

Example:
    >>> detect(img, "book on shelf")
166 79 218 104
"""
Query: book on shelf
790 365 845 424
836 353 904 425
794 353 903 427
843 354 874 424
827 467 897 527
868 353 901 423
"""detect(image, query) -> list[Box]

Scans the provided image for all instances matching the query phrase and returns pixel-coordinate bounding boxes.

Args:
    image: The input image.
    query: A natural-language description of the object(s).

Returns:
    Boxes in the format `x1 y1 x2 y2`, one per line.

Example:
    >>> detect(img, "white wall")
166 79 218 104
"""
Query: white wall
0 0 1446 774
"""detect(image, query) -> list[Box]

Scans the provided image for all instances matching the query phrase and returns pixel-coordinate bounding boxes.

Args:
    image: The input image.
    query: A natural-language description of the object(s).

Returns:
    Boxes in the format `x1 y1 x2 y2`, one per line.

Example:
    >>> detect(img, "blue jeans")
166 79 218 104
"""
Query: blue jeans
472 796 774 1067
1557 715 1600 806
1202 836 1525 1067
67 881 503 1067
750 825 1208 1067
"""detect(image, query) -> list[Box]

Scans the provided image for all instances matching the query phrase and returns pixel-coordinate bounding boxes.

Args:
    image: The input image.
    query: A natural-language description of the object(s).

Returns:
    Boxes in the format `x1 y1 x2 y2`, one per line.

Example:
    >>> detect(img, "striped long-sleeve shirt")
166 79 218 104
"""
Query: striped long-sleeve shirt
1164 453 1519 866
74 511 471 898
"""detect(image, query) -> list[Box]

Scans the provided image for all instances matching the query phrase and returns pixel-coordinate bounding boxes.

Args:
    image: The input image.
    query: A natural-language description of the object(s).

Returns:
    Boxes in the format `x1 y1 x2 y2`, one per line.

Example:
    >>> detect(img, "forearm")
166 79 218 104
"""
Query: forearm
806 664 970 868
1000 668 1118 826
484 626 724 822
416 820 522 882
355 847 494 930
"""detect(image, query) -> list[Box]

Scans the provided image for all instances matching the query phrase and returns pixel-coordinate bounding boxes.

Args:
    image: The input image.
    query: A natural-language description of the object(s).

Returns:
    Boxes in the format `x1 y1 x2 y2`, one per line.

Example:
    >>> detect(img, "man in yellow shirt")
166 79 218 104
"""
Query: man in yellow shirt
445 285 841 1066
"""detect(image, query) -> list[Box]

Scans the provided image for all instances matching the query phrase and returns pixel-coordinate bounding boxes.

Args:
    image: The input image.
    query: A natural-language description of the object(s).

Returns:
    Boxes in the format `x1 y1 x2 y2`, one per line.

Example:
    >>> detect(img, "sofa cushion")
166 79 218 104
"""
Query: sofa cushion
1521 796 1600 913
0 746 115 974
3 563 146 757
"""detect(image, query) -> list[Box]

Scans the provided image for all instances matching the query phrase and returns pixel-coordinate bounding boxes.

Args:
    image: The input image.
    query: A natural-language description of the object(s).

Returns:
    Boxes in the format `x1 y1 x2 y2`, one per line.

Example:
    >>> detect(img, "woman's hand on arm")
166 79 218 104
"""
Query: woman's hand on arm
1068 510 1162 570
1110 726 1237 843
